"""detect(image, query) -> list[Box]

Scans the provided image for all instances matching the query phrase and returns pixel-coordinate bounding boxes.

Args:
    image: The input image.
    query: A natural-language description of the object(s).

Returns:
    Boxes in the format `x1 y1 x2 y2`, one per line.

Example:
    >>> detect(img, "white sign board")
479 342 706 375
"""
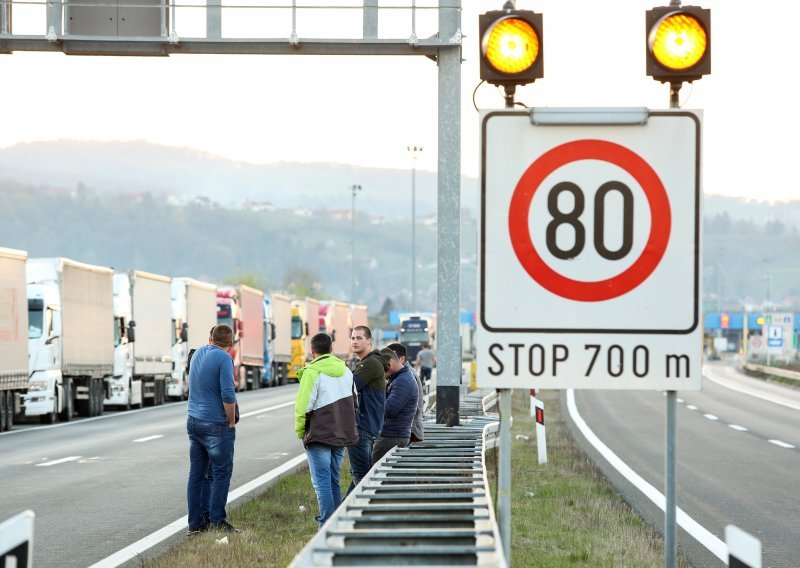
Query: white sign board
764 312 793 357
477 108 702 390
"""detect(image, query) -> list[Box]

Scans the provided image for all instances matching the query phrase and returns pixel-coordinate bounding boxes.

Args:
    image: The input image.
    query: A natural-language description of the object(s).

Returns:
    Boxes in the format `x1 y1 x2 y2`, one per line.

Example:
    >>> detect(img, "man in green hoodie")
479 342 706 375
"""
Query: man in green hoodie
295 333 358 530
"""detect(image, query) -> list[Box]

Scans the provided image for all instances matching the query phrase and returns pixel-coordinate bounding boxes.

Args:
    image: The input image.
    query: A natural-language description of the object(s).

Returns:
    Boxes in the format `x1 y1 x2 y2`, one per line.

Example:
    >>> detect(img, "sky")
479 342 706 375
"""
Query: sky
1 0 799 202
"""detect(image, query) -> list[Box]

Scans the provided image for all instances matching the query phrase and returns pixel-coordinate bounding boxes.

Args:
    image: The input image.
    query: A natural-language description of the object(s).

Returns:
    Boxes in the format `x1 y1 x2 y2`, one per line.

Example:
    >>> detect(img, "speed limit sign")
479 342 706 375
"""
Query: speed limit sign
477 108 701 390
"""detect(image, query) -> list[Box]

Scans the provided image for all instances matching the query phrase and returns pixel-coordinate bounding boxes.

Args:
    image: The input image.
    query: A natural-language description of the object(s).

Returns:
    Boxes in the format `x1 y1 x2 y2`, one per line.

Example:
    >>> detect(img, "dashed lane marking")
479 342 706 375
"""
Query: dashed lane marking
728 424 748 432
686 405 699 411
768 439 796 449
35 456 81 467
132 435 163 443
703 413 719 421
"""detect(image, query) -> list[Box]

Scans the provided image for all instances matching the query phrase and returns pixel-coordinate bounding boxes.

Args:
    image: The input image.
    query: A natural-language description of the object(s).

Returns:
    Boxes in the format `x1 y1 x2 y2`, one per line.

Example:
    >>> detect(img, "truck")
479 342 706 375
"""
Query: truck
107 271 172 409
350 304 368 330
399 313 437 364
267 293 292 386
0 248 28 431
169 277 218 400
25 257 114 422
320 301 351 360
217 285 265 391
288 298 320 382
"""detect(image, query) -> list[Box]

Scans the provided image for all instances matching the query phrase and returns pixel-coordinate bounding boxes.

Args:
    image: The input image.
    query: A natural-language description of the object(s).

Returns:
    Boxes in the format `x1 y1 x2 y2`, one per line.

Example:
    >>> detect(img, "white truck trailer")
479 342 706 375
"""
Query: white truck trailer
327 301 352 360
25 258 114 422
169 277 217 400
107 271 172 409
268 293 292 386
0 248 29 431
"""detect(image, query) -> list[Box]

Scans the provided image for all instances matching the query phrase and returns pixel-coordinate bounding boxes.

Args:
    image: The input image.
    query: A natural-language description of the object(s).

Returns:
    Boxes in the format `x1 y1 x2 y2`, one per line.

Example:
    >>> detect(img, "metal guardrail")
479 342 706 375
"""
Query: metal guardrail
743 362 800 381
289 388 507 567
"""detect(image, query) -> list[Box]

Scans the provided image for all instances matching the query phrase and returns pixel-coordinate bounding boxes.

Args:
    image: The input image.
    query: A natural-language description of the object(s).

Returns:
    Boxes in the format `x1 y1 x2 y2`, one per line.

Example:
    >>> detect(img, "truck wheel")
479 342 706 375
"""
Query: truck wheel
59 380 74 421
96 380 104 416
88 380 97 417
40 397 57 425
0 391 7 431
6 392 14 430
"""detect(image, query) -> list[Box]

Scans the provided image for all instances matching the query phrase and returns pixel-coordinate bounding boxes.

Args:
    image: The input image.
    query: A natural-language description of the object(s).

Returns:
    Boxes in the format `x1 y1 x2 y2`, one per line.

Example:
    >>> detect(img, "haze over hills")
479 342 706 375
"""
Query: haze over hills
3 139 800 313
0 140 477 220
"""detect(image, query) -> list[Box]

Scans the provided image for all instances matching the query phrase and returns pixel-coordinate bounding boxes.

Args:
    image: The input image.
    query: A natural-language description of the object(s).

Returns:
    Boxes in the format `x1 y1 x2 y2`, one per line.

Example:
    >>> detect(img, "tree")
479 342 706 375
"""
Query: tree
282 265 324 298
224 271 268 291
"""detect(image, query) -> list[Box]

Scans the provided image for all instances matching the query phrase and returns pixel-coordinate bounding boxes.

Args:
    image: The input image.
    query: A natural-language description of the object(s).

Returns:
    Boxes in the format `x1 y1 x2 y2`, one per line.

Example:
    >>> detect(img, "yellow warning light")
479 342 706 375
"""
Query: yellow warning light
483 17 540 75
649 12 707 71
756 317 765 326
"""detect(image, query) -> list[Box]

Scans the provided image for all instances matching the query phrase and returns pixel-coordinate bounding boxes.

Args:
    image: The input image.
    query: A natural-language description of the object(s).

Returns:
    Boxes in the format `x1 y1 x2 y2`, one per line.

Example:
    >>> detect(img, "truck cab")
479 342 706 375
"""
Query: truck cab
106 273 142 409
25 283 63 421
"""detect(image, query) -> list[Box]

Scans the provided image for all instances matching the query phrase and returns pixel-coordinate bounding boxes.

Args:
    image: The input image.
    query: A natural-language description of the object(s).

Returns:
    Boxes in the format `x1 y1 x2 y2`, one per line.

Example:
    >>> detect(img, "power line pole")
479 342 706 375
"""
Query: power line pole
407 145 422 310
350 184 362 303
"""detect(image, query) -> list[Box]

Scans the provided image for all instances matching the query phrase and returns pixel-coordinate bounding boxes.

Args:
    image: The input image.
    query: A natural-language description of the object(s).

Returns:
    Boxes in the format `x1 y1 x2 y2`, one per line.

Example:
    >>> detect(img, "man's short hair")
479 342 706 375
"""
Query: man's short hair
353 325 372 340
386 342 407 359
380 347 399 361
311 332 332 355
211 324 234 348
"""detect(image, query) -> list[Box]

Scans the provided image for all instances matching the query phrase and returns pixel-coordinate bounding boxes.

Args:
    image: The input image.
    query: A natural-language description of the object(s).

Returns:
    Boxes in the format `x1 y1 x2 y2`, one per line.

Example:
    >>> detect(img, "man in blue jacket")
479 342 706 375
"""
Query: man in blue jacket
371 347 419 464
186 324 238 534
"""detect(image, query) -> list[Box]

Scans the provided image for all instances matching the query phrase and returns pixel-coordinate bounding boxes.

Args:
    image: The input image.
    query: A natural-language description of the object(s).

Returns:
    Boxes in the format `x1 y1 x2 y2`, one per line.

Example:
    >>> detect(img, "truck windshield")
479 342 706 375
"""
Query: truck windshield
217 304 233 328
28 300 44 339
400 331 429 343
291 316 303 339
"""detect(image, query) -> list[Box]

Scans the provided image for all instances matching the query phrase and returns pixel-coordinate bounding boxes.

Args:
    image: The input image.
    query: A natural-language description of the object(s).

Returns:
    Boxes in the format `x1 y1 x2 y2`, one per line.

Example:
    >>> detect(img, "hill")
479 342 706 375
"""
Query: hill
0 140 480 221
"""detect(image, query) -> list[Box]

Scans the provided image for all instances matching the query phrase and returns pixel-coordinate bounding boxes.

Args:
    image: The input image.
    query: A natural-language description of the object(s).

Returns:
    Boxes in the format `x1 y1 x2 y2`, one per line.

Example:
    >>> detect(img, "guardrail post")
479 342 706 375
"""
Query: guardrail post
498 388 512 564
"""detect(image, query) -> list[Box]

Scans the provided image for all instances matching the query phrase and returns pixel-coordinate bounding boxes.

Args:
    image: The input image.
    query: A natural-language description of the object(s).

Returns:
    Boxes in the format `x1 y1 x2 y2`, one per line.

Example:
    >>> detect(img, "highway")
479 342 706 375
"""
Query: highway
0 384 303 568
565 361 800 568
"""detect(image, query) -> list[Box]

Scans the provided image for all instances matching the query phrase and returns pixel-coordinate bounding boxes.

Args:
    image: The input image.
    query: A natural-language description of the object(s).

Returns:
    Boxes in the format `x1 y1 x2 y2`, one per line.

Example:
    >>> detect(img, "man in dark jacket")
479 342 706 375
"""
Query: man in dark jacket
295 333 358 530
371 348 419 463
345 325 388 495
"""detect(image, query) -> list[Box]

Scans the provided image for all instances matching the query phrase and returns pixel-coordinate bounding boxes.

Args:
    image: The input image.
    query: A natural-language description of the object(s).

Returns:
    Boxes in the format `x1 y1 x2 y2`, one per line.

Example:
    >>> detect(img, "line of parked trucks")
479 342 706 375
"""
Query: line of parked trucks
0 247 368 431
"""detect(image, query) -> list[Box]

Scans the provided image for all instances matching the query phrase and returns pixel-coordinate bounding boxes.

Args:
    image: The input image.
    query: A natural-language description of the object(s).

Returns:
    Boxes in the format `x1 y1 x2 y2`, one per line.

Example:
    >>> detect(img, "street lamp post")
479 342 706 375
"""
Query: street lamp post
350 184 362 303
407 145 422 310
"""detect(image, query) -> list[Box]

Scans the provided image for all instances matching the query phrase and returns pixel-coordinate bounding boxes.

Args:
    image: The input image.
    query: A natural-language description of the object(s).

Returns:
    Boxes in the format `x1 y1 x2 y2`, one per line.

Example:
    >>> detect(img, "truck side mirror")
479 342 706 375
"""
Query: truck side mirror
181 322 188 343
305 322 309 336
128 320 136 343
331 330 336 342
270 322 276 341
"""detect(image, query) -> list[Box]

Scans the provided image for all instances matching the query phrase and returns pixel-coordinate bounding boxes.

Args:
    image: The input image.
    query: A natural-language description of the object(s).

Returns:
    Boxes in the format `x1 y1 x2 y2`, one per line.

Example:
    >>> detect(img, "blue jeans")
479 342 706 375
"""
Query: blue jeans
346 429 376 495
187 416 236 529
306 443 345 530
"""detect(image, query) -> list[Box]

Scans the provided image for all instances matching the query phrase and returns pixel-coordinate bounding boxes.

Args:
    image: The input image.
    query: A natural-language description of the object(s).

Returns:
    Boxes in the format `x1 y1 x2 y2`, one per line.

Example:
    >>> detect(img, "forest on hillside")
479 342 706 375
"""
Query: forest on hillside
0 182 476 313
3 179 799 314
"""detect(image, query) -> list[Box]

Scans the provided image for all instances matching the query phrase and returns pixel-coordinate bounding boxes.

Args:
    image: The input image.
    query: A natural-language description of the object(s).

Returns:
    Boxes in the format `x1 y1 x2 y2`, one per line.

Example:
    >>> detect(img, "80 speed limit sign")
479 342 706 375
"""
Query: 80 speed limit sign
477 108 701 390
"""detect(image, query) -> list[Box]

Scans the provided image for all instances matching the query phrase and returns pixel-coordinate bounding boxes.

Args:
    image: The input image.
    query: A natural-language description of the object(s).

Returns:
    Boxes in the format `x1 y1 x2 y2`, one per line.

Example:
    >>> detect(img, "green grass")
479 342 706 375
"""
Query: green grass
147 391 690 567
485 390 691 567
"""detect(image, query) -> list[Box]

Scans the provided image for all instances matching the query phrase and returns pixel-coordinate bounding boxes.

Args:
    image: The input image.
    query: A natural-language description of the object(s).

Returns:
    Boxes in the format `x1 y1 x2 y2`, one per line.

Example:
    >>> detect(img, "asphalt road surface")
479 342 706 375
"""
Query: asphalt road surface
564 361 800 568
0 384 303 568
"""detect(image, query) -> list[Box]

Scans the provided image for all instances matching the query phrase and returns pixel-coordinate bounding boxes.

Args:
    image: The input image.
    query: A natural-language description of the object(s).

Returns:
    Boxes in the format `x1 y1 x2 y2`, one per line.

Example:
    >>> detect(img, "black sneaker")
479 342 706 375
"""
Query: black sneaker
186 523 209 536
209 520 241 533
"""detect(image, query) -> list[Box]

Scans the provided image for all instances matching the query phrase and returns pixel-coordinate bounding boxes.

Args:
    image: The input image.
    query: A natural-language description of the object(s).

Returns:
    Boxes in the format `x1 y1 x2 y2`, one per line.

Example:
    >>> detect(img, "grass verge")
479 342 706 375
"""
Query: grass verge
484 389 691 567
146 390 689 567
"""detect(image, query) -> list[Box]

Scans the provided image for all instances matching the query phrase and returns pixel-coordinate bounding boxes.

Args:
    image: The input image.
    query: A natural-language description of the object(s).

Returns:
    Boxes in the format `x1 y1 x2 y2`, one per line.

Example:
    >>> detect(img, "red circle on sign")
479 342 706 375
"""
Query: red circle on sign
508 139 671 302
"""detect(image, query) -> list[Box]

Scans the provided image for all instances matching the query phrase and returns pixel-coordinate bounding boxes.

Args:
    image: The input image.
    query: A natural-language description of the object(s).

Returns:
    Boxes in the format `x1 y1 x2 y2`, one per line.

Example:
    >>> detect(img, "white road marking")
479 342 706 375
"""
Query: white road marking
35 456 81 467
238 400 294 419
686 404 698 411
768 439 796 449
567 390 728 562
728 424 748 432
132 435 163 443
87 454 307 568
677 398 685 403
703 413 719 421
